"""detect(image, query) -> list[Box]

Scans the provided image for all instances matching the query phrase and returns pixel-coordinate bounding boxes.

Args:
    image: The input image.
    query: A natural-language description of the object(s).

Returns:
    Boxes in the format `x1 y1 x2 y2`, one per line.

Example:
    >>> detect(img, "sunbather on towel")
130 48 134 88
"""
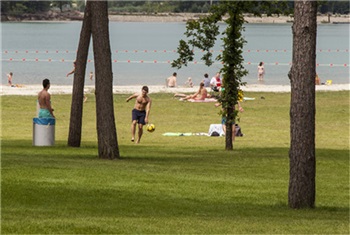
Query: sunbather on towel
174 82 209 101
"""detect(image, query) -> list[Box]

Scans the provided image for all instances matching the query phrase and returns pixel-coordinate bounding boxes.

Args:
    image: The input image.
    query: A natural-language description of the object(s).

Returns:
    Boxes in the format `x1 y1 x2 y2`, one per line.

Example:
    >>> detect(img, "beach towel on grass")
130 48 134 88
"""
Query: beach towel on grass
188 98 218 102
163 132 208 136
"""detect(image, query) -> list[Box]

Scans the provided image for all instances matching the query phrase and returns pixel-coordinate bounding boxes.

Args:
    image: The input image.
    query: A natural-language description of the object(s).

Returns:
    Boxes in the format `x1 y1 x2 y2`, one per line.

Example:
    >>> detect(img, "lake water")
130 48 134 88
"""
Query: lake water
1 21 349 86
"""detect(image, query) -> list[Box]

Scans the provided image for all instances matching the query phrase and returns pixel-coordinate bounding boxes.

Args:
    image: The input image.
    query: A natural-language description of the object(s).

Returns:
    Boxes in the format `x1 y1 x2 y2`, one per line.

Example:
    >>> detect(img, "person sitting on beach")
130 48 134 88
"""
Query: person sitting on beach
174 82 208 101
185 77 194 88
210 72 221 92
38 78 55 118
202 73 210 87
166 72 177 88
315 73 320 85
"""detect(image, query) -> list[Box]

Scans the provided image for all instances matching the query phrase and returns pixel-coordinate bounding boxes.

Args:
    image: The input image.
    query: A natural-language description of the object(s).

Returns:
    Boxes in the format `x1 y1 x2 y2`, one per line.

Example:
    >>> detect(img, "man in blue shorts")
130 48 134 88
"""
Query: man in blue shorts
38 78 55 118
215 101 243 144
126 86 152 144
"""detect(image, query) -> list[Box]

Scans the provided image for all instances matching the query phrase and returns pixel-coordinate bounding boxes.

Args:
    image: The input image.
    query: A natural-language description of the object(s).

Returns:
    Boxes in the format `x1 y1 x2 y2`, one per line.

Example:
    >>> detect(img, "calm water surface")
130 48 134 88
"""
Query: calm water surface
1 22 349 86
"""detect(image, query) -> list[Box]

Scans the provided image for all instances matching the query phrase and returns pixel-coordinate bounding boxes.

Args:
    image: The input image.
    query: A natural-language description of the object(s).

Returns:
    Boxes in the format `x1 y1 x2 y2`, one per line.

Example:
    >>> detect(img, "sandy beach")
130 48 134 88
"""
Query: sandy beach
1 83 349 96
108 13 350 24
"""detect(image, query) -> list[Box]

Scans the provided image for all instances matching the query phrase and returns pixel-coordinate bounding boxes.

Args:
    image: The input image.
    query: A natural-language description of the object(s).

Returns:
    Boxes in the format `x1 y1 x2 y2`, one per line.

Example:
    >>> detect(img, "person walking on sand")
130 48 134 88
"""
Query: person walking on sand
166 72 177 88
126 86 152 144
38 78 55 118
258 62 265 81
66 61 88 102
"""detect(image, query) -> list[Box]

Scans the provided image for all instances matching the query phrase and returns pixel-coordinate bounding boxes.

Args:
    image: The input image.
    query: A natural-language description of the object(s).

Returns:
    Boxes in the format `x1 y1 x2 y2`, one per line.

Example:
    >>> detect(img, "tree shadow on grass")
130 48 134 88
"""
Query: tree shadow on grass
2 181 349 234
2 139 349 163
2 140 348 234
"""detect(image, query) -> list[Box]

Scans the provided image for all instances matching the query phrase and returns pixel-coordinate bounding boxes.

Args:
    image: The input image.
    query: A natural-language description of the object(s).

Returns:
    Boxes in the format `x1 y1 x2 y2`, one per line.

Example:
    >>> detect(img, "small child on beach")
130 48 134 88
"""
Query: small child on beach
185 77 194 88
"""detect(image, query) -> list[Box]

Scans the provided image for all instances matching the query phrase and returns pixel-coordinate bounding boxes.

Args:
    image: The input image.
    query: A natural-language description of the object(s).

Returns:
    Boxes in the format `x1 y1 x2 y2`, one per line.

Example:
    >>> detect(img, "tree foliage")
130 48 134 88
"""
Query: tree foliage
2 1 348 15
172 1 287 150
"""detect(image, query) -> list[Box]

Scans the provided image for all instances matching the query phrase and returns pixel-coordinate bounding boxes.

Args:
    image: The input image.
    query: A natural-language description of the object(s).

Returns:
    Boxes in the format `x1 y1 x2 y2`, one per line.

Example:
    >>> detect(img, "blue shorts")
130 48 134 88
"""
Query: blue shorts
221 117 235 125
132 109 146 125
38 109 53 118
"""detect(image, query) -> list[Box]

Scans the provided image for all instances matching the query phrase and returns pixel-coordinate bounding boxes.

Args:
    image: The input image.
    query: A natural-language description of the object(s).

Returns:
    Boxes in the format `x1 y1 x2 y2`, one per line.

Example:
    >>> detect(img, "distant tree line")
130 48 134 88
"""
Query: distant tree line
318 1 349 14
1 1 349 15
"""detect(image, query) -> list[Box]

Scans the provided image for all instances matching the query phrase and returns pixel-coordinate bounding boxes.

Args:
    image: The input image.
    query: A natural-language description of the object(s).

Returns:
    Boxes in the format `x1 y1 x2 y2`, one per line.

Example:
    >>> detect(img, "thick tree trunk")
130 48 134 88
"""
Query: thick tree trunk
68 2 92 147
288 0 317 208
91 1 120 159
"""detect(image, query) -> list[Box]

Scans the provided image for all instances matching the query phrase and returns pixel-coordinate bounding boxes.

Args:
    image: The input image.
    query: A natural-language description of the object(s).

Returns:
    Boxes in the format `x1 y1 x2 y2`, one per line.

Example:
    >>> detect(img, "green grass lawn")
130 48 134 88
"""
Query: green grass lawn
1 91 349 234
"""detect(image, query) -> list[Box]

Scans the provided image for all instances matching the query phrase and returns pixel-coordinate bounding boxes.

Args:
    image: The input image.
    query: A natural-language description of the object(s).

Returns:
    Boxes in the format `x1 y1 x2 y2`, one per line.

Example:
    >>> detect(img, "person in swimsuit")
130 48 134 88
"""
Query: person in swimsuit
7 72 13 86
66 61 88 102
126 86 152 144
166 72 177 88
174 82 208 101
38 78 55 118
258 62 265 81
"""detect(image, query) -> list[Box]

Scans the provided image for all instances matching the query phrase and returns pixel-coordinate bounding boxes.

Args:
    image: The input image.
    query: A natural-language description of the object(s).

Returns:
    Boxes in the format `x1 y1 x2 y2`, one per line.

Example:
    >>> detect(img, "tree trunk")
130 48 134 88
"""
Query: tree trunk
67 2 92 147
91 1 120 159
225 106 233 150
288 0 317 209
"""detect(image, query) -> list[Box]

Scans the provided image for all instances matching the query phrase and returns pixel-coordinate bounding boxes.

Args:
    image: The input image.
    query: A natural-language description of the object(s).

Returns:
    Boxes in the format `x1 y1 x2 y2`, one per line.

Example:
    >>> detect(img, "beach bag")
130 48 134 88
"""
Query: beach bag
235 124 243 137
210 131 220 137
211 86 219 92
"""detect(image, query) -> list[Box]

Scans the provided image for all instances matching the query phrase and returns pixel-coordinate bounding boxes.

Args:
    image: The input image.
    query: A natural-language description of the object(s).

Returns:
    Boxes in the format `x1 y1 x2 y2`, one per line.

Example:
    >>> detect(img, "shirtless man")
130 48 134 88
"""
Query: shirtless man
166 72 177 88
174 82 208 101
126 86 152 143
38 78 55 118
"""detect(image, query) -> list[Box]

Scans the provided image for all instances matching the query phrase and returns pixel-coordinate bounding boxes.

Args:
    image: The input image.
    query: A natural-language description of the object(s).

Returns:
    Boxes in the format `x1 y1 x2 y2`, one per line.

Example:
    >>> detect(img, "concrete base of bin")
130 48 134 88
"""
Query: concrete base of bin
33 118 55 146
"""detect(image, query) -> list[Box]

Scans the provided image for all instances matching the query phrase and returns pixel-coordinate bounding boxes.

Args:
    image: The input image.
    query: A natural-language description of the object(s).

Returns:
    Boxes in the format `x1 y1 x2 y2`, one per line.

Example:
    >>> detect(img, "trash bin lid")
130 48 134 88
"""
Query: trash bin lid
33 118 55 125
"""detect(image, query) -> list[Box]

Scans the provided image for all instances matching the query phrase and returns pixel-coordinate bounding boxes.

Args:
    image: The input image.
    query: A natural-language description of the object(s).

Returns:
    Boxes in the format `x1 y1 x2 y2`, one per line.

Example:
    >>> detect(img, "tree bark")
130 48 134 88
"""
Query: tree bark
91 1 120 159
225 106 234 150
288 0 317 209
67 1 92 147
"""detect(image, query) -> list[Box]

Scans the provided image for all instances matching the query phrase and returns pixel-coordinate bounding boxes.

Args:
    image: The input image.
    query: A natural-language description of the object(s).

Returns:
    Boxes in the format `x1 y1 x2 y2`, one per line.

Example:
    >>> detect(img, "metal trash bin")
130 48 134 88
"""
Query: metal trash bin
33 118 55 146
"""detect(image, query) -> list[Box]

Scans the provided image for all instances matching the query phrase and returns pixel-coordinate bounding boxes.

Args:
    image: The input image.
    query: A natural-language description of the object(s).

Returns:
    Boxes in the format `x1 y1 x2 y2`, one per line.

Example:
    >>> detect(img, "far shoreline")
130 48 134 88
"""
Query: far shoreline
2 12 349 24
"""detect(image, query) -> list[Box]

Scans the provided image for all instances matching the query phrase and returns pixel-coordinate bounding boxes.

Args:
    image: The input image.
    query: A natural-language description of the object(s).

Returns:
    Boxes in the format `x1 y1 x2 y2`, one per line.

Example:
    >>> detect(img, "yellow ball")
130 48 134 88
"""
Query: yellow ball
147 124 155 132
